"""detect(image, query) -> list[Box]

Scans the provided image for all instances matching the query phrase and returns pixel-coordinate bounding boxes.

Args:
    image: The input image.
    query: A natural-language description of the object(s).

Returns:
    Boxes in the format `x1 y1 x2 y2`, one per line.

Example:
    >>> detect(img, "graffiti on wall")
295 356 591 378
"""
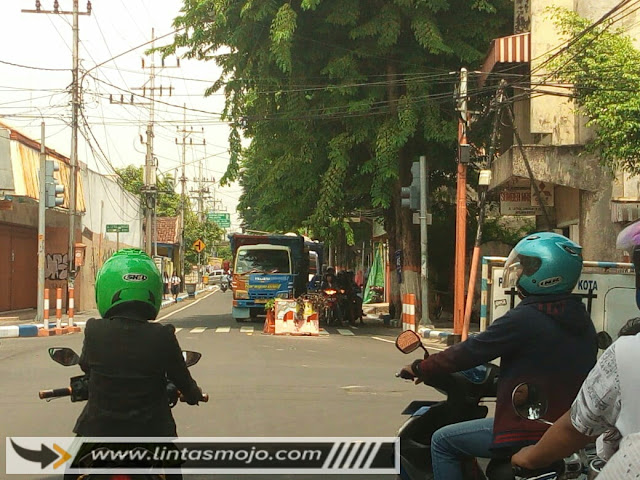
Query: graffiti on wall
46 253 69 280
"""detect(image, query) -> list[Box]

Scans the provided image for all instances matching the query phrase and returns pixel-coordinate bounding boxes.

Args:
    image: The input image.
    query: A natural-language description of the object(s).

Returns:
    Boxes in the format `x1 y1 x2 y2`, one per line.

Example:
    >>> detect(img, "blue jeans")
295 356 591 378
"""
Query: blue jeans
431 417 495 480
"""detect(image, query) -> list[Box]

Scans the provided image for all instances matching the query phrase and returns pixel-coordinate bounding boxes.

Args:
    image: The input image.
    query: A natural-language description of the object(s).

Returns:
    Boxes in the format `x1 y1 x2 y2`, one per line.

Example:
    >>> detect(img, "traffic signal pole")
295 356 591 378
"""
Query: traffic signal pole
419 155 429 326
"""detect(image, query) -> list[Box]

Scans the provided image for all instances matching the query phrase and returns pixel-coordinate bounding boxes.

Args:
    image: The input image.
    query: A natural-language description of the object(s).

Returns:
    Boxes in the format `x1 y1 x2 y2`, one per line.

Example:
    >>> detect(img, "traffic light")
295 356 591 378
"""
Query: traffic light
401 161 421 210
45 160 65 208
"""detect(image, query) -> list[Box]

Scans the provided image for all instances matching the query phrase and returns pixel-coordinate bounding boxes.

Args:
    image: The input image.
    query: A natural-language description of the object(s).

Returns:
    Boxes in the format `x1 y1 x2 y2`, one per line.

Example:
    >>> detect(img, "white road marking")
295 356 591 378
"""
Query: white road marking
240 326 254 334
216 326 231 333
190 327 207 333
319 329 329 336
337 329 355 336
174 328 182 334
371 336 395 344
153 290 217 322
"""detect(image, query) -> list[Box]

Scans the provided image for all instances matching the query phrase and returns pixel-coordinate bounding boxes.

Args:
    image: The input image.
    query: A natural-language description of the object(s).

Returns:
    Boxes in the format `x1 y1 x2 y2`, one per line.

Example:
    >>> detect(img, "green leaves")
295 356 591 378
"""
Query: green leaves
549 8 640 175
270 3 298 72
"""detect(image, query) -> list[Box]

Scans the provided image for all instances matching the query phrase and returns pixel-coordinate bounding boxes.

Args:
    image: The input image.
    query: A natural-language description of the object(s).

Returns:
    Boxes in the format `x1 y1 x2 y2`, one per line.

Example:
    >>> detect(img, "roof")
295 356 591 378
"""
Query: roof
479 32 531 87
156 216 181 245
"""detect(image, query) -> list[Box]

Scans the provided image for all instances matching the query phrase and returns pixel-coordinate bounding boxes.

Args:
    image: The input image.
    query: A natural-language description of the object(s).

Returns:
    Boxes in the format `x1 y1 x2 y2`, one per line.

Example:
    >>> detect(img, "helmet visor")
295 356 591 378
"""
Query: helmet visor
503 251 542 289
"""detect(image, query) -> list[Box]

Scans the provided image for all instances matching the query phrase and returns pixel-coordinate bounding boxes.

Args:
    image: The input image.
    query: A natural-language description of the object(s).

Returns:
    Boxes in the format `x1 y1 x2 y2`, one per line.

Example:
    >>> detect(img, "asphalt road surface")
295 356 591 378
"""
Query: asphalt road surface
0 290 457 479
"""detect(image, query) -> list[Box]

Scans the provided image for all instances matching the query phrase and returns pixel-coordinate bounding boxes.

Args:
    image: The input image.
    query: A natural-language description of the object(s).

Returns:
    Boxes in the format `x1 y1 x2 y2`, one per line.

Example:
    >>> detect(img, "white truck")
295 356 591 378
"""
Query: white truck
480 256 637 339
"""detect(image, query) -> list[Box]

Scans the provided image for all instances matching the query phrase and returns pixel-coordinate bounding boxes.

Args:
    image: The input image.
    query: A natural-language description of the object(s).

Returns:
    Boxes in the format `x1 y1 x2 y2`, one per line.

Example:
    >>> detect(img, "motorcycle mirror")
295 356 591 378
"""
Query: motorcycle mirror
48 347 80 367
512 383 550 423
395 330 426 355
182 350 202 367
597 331 613 350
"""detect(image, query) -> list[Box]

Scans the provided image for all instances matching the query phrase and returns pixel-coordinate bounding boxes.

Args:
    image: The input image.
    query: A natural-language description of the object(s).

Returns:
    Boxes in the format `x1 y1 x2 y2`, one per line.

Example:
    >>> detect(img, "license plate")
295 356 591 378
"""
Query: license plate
254 299 268 304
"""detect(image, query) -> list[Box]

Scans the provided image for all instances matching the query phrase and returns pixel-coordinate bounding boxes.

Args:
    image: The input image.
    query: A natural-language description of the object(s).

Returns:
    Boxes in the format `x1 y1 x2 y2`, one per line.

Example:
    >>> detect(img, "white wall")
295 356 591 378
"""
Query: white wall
81 166 143 249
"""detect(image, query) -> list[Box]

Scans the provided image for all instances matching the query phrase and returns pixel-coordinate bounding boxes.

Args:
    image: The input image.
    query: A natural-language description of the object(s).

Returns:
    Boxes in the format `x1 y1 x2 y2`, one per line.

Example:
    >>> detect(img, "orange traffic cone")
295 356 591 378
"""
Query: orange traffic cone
263 309 275 334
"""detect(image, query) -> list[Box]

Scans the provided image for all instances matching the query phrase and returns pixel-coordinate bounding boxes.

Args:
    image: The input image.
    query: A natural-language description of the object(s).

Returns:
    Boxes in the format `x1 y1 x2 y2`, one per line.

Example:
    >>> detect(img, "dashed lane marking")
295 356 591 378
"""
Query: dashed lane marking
319 329 329 336
216 326 231 333
337 329 355 336
190 327 207 333
174 328 182 334
240 326 254 334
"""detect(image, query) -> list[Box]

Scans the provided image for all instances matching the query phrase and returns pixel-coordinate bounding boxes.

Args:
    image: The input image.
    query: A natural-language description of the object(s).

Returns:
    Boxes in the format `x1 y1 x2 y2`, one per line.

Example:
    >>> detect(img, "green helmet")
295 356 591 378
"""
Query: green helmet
95 249 163 320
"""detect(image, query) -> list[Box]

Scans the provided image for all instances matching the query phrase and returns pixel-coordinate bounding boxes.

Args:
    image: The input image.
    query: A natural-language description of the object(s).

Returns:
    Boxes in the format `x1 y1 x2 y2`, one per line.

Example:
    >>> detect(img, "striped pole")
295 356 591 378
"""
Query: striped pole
43 288 50 330
55 288 62 329
402 294 417 331
67 286 74 327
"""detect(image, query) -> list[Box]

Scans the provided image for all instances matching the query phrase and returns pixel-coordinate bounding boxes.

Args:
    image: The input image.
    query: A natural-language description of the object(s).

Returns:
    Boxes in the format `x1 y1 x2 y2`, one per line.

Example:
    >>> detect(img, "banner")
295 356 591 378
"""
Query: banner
6 437 398 475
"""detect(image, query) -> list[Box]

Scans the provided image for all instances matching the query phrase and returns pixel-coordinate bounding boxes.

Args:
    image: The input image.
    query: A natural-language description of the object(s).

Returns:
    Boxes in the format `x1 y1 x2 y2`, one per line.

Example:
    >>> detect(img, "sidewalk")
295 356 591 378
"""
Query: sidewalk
0 286 215 338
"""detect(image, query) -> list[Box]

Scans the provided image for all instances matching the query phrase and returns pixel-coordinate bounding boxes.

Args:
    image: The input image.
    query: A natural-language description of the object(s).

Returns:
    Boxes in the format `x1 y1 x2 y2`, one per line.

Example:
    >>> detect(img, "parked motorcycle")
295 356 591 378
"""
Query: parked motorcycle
39 346 208 480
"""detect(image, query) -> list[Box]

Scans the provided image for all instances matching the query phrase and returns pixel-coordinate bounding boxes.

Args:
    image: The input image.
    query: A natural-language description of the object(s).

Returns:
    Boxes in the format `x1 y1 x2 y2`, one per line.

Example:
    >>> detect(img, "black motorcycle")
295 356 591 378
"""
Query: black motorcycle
39 347 208 480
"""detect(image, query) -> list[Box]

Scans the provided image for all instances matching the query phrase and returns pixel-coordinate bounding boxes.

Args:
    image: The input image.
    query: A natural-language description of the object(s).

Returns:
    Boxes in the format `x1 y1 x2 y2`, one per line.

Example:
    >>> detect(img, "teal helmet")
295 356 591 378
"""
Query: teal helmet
503 232 583 296
95 249 163 319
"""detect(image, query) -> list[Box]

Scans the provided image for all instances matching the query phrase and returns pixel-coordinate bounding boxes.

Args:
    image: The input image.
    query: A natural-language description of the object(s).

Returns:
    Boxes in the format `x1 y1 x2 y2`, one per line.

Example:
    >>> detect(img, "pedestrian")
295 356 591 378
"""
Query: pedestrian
170 272 181 303
163 271 170 300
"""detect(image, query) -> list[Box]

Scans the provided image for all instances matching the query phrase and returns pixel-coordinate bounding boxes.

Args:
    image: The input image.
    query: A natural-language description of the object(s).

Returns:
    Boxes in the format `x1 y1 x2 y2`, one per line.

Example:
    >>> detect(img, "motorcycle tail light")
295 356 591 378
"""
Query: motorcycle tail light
110 476 132 480
340 289 345 294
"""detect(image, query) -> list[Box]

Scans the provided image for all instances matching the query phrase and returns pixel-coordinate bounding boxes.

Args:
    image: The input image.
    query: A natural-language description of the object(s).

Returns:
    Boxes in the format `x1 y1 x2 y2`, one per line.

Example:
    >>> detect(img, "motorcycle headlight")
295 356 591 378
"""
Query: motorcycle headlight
235 290 249 299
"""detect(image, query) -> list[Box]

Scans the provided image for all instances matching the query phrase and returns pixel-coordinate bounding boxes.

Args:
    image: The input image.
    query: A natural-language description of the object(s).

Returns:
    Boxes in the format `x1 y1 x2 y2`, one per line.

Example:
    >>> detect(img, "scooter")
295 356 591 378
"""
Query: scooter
395 330 611 480
322 288 341 325
39 347 209 480
394 330 500 479
220 273 231 293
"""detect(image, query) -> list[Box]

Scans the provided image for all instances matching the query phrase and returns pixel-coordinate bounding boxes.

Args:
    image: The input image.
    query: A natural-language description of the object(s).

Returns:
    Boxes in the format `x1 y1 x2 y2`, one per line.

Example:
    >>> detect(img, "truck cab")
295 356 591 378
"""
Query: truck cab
232 244 294 320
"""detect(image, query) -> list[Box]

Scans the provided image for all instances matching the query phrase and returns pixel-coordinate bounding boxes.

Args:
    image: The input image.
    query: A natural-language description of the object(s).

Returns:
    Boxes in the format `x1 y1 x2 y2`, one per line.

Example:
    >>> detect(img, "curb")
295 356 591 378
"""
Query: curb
0 287 214 338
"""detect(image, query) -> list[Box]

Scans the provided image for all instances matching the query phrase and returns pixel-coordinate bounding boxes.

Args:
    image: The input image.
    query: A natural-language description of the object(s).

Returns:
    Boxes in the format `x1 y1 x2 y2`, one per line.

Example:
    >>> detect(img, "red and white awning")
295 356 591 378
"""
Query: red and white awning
479 32 531 86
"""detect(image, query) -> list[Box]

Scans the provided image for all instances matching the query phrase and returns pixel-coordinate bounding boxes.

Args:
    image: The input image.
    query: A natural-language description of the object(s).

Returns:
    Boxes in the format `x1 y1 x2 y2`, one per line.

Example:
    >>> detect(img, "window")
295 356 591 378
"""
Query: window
235 249 291 274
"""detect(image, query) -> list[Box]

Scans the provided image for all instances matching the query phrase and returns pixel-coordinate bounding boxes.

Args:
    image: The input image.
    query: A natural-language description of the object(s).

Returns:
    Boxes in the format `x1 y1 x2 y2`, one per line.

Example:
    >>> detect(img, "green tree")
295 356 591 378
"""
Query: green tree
162 0 512 313
115 165 225 271
549 8 640 175
115 166 180 216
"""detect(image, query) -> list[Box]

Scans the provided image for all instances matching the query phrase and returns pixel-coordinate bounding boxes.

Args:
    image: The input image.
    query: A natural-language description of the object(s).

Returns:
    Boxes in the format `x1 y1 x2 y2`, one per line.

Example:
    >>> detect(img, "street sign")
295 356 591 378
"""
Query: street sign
193 239 206 253
106 224 129 233
499 189 542 216
207 212 231 228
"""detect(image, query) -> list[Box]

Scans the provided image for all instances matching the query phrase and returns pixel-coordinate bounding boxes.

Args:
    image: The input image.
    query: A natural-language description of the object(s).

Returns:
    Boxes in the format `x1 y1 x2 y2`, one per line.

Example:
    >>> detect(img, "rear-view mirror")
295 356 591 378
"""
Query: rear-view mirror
48 347 80 367
512 383 549 423
182 351 202 367
597 331 613 350
395 330 423 355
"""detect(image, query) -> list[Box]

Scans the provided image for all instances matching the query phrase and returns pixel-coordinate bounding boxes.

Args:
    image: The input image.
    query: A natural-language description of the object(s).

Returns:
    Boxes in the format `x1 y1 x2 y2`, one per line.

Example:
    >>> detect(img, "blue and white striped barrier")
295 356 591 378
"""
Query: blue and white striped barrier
0 324 39 338
418 327 453 339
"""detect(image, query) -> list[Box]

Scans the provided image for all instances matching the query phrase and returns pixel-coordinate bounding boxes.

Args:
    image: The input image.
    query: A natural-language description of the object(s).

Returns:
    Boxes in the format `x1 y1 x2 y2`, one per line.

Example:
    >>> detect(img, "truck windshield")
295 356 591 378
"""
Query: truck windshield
235 250 291 274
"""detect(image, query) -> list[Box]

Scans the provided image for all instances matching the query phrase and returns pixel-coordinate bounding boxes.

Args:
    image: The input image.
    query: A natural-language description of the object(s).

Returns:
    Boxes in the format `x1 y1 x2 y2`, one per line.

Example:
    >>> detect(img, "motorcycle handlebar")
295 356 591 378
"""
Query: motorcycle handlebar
396 370 415 380
179 393 209 403
38 387 72 399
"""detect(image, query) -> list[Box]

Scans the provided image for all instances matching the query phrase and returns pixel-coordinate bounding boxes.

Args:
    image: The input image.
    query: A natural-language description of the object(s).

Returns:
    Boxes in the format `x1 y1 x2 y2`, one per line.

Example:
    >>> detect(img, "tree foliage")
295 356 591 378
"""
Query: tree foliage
549 8 640 175
163 0 512 244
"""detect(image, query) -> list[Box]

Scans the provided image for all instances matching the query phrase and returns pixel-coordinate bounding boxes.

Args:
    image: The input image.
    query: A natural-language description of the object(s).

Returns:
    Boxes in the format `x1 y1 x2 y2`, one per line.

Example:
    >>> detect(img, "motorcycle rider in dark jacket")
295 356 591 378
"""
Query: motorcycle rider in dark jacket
400 232 598 480
67 249 202 480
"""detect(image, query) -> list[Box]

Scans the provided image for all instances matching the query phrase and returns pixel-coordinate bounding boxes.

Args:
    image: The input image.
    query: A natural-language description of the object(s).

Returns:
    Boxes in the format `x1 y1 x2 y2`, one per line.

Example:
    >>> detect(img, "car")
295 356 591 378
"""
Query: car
207 269 225 284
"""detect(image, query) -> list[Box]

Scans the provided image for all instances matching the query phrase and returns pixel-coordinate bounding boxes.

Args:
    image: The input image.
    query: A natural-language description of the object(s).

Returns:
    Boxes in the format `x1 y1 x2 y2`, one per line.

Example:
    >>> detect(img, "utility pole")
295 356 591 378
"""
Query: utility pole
176 106 205 287
23 0 92 294
453 68 469 341
109 29 176 256
37 122 46 323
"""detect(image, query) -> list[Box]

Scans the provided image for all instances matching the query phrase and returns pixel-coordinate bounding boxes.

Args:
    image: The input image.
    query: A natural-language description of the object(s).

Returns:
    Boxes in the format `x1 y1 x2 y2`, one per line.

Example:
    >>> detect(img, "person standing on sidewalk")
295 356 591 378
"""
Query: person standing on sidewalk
163 271 170 300
170 272 181 303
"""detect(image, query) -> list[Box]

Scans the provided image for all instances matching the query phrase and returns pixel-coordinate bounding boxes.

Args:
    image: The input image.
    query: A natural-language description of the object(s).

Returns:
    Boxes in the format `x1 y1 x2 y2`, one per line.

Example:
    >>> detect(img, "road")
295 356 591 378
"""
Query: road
0 290 450 479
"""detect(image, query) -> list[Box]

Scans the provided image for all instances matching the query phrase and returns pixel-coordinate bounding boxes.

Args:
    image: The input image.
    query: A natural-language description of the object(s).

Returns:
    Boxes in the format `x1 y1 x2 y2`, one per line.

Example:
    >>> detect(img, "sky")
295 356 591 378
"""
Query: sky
0 0 242 231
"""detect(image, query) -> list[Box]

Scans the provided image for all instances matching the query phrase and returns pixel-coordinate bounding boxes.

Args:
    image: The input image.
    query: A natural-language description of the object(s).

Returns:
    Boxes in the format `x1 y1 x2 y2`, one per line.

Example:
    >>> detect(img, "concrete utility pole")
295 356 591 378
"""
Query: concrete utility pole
176 106 205 286
109 29 177 256
37 122 46 323
453 68 469 341
23 0 92 293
